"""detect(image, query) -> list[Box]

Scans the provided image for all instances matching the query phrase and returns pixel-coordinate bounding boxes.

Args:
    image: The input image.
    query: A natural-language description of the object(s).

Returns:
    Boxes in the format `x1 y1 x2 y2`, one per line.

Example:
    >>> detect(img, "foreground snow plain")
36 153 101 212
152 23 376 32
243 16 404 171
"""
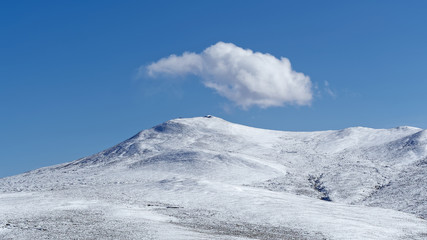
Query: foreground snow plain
1 116 426 239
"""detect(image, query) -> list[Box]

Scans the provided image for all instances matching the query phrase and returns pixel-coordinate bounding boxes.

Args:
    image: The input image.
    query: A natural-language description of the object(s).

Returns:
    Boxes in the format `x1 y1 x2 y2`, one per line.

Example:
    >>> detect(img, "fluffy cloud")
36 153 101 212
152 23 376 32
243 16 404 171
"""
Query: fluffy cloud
146 42 312 108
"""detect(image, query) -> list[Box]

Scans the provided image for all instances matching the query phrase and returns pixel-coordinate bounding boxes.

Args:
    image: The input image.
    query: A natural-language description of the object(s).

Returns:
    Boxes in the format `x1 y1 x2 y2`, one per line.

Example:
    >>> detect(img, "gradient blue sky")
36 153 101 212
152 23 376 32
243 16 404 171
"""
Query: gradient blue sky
1 1 427 178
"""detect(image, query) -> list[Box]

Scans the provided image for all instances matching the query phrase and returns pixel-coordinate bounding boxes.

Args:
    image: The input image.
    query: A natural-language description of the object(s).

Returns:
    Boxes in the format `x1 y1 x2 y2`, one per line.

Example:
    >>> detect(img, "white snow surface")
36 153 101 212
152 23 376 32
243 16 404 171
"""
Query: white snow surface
1 116 426 239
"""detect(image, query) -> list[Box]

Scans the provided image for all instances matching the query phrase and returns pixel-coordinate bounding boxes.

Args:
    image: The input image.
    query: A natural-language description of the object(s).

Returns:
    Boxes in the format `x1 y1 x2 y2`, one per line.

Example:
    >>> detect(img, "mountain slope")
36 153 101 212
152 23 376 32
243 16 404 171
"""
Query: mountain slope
1 116 426 239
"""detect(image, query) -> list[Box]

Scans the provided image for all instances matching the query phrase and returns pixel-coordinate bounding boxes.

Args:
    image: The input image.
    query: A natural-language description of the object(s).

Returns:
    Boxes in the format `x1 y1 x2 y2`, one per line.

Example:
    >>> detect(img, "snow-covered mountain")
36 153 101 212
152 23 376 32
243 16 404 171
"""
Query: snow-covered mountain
1 116 426 239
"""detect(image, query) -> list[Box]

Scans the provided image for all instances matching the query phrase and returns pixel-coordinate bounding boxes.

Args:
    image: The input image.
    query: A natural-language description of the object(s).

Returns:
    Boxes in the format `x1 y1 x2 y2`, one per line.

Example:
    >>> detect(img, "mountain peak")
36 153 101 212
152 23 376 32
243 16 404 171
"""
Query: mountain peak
1 116 427 239
151 115 227 133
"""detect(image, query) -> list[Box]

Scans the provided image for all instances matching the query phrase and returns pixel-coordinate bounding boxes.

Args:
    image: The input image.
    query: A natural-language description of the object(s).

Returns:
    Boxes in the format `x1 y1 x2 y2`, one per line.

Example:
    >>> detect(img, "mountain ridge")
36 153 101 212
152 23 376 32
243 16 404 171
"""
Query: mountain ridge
1 116 426 239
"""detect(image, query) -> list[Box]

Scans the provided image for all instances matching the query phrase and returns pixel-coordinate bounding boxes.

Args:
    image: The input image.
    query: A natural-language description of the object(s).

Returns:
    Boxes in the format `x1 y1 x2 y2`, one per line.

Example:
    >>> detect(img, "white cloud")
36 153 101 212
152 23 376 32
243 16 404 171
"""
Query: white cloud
146 42 312 108
324 81 336 98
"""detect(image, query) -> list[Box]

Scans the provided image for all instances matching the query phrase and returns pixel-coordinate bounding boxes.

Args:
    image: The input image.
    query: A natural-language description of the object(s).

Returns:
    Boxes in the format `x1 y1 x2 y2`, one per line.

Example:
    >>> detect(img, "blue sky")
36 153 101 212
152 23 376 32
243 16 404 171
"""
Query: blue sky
1 1 427 178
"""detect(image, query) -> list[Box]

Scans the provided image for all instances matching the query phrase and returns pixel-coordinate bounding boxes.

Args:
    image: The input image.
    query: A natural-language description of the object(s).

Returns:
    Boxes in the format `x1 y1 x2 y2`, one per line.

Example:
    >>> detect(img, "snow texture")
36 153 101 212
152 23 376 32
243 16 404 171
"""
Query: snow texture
1 116 426 239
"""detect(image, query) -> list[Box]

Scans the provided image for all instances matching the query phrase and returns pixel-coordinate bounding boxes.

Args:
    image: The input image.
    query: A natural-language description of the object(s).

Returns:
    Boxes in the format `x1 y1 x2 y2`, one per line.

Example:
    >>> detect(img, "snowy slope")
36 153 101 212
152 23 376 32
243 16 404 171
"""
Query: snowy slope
0 116 426 239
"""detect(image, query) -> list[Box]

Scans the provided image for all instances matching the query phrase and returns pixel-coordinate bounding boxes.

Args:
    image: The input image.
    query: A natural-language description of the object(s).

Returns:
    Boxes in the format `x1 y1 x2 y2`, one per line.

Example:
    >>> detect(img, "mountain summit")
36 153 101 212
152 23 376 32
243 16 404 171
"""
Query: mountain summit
1 116 427 239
